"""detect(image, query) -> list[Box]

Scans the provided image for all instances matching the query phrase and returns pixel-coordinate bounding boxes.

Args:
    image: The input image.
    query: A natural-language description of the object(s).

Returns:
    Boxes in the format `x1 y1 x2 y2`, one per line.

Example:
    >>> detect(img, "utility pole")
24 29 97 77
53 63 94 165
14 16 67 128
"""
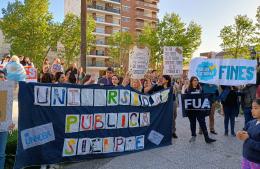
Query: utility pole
80 0 87 72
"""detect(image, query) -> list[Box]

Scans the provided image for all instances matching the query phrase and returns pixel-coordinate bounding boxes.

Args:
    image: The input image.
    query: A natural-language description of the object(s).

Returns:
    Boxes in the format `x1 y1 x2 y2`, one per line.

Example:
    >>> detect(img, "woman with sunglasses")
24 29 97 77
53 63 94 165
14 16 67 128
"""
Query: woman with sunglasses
185 76 216 143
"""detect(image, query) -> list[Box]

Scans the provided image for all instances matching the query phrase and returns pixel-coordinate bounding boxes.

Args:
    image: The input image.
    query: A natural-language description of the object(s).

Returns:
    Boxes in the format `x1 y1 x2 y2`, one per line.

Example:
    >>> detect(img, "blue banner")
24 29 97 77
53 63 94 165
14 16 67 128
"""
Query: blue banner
14 82 173 169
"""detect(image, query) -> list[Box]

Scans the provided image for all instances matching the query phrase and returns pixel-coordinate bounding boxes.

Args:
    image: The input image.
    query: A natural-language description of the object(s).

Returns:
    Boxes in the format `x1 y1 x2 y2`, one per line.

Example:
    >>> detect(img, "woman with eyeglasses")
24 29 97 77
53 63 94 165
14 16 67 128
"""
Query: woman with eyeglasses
185 76 216 143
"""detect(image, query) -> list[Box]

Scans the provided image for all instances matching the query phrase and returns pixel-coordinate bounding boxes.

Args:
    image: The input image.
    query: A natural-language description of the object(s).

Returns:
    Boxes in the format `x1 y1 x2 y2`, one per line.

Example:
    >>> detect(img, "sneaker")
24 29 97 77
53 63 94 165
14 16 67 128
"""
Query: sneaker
172 133 178 139
205 137 216 143
231 133 236 137
189 136 196 143
210 131 218 135
224 131 228 136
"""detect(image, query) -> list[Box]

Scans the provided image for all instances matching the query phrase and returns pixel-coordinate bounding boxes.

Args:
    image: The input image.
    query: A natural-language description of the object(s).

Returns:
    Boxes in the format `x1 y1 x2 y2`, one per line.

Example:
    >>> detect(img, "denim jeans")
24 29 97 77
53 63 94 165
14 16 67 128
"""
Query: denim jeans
243 107 253 127
0 132 8 169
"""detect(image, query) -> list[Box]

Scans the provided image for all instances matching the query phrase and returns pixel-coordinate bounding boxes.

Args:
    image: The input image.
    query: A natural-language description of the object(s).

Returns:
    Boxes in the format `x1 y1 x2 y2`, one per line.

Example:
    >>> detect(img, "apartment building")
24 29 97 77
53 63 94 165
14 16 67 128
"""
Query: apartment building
64 0 159 76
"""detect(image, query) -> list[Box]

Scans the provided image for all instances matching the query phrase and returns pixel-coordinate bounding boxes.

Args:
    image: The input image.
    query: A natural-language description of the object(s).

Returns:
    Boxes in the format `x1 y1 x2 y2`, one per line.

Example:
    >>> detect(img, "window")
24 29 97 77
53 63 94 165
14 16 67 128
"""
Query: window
122 17 130 22
122 5 130 12
96 17 105 22
122 27 129 32
96 27 105 34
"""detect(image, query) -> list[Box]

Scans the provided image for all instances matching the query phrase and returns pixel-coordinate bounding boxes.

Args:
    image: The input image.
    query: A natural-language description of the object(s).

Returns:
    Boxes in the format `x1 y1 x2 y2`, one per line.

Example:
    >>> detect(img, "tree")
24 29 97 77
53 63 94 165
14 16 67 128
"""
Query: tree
107 32 134 74
157 13 202 65
60 14 95 67
220 15 255 59
254 6 260 59
0 0 53 68
137 25 160 69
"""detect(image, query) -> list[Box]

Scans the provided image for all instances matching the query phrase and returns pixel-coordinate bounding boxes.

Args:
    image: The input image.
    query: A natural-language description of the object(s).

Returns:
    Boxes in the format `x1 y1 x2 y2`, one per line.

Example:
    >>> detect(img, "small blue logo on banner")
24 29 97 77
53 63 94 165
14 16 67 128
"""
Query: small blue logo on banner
196 61 217 81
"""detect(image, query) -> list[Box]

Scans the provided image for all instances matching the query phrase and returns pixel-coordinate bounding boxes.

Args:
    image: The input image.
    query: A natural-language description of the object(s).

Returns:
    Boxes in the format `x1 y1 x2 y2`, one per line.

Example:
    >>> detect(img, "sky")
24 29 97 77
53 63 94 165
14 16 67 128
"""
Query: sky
0 0 259 57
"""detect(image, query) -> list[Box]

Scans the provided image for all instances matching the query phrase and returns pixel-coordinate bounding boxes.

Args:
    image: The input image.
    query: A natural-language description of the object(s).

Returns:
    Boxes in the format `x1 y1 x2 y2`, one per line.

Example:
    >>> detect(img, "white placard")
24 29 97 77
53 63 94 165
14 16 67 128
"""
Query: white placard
163 46 183 77
188 58 257 86
129 46 150 79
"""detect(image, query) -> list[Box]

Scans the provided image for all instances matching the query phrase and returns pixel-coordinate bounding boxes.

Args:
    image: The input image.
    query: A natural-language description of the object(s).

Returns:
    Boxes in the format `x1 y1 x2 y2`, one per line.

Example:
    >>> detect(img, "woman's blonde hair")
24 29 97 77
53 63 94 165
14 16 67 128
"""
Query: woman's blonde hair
130 79 142 91
10 55 20 63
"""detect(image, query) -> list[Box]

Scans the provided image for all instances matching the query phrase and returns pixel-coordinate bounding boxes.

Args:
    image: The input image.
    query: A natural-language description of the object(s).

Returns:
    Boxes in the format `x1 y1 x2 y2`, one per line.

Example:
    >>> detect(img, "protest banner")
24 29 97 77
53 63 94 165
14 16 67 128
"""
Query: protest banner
24 66 37 82
129 46 150 79
178 93 214 117
163 47 183 77
188 58 257 86
14 82 173 169
0 81 14 132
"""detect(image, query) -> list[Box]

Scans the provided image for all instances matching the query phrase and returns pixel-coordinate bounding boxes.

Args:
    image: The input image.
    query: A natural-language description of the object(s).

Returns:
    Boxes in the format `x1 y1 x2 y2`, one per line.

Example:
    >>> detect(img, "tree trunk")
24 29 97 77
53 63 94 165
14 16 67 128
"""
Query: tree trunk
81 0 87 72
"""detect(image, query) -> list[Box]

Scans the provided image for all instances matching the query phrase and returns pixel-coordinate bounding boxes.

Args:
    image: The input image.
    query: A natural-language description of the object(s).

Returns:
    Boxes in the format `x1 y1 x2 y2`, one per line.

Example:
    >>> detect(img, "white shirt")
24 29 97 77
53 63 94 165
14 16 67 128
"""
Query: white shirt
256 121 260 126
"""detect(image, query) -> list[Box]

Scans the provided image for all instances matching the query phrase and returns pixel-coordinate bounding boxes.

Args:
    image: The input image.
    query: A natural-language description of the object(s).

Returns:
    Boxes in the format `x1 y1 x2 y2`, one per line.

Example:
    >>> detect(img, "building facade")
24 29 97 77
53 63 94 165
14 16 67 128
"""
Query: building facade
64 0 159 76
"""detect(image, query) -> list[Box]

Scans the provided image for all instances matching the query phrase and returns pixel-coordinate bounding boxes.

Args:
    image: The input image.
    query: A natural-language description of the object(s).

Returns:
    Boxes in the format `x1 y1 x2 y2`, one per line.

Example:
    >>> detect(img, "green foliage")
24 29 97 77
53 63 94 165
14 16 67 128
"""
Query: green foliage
138 26 160 69
220 15 255 59
0 0 53 68
107 32 134 75
60 14 95 67
157 13 202 65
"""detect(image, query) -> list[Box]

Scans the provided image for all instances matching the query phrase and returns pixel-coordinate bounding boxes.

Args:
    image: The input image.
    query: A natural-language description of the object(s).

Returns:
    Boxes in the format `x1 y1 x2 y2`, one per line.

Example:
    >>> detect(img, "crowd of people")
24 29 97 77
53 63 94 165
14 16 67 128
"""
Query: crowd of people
0 55 260 169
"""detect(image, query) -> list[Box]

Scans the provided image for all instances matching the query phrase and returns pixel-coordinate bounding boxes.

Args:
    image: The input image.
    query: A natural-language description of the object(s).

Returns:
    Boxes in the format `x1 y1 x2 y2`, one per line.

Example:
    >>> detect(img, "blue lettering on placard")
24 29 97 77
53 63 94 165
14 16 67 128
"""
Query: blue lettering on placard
24 131 52 145
246 67 254 80
196 62 217 81
136 135 144 150
219 66 255 81
53 88 66 105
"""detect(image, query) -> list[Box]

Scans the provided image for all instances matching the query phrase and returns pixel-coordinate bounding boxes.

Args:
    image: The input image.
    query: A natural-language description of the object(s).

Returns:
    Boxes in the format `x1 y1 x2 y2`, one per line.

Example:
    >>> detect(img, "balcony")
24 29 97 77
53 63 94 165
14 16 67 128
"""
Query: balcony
87 62 107 67
136 1 159 11
88 5 120 15
136 22 144 30
103 0 121 5
136 12 158 22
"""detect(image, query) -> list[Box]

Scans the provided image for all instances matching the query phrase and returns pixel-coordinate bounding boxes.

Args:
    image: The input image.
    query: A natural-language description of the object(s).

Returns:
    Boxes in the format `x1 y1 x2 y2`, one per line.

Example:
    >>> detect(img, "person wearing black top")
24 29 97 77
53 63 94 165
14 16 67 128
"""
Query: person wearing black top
185 76 216 143
220 86 240 136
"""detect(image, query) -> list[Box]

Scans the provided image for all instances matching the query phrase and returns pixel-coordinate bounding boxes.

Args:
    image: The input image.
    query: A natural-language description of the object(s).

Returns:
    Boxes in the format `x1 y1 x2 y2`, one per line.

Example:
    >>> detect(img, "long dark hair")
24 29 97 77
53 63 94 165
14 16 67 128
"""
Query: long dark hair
163 75 171 88
188 76 201 90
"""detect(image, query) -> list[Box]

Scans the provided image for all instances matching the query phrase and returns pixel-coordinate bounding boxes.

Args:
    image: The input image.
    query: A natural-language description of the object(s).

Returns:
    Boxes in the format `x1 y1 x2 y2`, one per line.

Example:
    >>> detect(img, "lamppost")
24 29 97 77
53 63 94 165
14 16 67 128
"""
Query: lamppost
80 0 87 72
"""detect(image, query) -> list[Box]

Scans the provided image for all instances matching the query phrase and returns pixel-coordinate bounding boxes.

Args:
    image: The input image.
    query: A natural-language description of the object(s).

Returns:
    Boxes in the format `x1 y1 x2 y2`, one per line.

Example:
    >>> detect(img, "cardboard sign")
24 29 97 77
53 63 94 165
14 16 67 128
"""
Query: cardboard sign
24 66 37 82
0 81 14 132
163 47 183 77
129 46 150 79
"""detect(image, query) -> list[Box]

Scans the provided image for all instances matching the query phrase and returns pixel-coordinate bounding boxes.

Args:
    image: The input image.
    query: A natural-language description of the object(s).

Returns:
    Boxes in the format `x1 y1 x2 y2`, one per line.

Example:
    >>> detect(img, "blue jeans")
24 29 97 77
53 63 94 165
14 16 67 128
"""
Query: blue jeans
223 106 236 134
243 107 253 127
0 132 8 169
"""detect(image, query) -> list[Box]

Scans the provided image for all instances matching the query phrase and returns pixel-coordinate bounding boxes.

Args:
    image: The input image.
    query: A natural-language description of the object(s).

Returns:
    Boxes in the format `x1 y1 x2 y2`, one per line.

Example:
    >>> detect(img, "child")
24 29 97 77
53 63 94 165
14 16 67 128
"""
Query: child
237 99 260 169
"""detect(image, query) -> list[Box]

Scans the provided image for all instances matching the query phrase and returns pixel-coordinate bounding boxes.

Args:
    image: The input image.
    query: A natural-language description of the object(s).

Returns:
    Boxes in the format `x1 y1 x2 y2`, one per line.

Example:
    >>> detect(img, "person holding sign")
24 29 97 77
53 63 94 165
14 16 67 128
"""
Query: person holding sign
237 99 260 169
185 76 216 143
